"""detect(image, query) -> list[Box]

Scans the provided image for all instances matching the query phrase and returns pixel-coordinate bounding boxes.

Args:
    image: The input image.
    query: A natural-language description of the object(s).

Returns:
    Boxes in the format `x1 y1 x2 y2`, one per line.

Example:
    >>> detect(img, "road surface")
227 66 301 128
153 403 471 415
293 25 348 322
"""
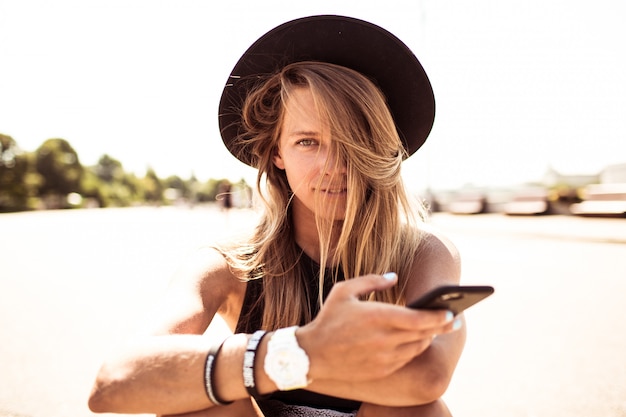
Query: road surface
1 207 625 417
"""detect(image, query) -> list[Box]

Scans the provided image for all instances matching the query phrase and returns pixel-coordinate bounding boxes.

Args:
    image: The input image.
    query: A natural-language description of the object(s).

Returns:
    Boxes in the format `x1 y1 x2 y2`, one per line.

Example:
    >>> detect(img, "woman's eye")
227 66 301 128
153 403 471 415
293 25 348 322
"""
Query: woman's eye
296 139 317 147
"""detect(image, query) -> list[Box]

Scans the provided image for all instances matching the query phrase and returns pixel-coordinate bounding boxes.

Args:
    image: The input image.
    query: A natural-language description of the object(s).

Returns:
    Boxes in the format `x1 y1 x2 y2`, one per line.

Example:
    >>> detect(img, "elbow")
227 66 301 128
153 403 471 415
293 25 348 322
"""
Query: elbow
88 364 131 413
427 371 452 402
88 387 108 413
410 366 453 404
88 384 111 413
410 325 466 404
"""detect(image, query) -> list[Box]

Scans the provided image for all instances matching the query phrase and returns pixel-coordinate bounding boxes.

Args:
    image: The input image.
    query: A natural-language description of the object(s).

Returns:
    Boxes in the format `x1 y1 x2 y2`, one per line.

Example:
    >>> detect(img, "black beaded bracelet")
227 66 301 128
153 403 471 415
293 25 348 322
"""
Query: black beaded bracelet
204 340 234 406
243 330 269 400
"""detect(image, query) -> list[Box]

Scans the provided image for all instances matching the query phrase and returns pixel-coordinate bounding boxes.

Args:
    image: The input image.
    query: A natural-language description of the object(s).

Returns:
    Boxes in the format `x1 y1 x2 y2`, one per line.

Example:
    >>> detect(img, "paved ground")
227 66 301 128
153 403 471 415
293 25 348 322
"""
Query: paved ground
429 214 626 416
0 207 625 417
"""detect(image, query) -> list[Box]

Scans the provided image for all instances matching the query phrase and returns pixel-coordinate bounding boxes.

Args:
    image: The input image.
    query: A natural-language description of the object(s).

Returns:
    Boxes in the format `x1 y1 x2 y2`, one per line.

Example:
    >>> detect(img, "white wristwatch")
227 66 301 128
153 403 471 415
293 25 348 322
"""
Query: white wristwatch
263 326 311 391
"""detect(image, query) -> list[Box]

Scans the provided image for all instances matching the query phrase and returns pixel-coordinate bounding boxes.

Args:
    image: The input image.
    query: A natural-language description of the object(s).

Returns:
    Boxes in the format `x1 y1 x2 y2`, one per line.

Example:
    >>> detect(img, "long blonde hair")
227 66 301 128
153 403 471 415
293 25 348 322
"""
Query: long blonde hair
217 61 427 330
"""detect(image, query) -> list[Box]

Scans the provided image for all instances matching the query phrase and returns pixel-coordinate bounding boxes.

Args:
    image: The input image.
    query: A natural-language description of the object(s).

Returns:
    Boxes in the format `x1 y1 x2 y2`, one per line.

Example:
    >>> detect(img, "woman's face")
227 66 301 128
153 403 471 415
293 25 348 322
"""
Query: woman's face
273 87 348 222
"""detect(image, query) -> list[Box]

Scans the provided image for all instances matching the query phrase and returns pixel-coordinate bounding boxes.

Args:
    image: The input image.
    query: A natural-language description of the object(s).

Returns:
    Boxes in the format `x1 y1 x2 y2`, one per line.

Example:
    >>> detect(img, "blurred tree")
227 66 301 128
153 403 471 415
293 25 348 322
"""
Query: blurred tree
0 134 30 210
1 136 251 211
121 172 144 202
0 134 20 170
94 154 124 183
164 175 184 190
81 169 106 207
184 173 200 203
163 175 189 202
195 178 222 202
83 155 146 207
142 167 164 203
35 138 84 201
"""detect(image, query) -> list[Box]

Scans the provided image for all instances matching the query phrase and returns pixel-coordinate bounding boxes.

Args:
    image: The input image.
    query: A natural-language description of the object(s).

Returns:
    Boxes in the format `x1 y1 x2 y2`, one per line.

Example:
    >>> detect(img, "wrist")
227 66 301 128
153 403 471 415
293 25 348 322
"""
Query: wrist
204 340 234 406
293 323 321 381
263 326 312 391
211 333 252 402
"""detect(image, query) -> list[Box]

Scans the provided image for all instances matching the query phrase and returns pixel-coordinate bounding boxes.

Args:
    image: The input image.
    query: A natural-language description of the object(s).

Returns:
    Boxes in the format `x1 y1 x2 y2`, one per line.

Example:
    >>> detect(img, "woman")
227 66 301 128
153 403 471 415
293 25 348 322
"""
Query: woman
89 15 465 417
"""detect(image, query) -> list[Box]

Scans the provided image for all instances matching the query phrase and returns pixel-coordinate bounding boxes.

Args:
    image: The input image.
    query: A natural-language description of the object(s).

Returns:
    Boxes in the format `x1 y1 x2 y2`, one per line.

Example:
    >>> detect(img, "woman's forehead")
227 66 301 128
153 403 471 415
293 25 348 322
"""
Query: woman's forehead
281 88 329 136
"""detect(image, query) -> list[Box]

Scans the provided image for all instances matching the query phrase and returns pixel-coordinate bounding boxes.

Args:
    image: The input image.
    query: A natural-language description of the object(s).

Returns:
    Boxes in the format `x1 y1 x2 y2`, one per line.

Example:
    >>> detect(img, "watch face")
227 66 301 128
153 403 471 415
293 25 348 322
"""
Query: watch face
265 338 309 391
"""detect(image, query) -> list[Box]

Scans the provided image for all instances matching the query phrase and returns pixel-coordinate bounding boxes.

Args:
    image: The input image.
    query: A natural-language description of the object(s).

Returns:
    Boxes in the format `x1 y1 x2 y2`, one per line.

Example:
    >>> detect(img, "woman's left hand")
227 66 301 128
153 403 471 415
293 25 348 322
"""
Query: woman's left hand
296 272 458 383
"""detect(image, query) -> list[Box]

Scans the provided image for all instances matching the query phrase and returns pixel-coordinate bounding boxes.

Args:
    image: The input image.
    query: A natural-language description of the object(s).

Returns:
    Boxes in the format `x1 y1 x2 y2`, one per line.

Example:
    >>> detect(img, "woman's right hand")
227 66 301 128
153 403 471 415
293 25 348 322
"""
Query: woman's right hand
296 273 457 383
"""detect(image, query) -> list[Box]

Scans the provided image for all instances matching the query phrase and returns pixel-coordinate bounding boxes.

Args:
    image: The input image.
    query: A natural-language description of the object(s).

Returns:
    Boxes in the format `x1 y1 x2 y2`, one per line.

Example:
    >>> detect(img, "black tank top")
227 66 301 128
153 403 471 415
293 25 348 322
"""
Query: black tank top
235 251 362 412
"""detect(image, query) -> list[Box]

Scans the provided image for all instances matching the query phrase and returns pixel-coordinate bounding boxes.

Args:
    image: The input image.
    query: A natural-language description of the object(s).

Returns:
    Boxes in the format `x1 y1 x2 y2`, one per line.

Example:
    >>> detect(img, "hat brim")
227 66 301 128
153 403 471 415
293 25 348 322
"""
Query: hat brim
218 15 435 166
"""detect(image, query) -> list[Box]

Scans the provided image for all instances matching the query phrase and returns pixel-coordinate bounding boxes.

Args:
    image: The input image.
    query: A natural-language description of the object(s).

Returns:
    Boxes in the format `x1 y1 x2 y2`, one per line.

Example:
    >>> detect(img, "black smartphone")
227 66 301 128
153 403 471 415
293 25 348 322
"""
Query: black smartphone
407 285 494 316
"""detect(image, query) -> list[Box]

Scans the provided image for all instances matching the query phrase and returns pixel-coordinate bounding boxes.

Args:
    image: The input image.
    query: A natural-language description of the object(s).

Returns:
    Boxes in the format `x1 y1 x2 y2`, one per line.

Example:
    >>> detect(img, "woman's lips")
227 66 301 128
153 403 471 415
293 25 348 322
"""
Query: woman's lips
319 187 347 194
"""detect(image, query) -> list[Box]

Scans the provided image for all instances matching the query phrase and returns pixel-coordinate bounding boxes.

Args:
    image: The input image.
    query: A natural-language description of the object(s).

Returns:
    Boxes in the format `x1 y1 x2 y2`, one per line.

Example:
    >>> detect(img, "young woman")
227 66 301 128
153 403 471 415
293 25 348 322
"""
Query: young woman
89 16 466 417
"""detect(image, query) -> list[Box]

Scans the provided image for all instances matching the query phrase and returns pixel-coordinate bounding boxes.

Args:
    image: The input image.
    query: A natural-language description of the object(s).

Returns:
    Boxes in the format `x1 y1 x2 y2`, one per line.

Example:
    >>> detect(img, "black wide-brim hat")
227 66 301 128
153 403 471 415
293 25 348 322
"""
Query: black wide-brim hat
218 15 435 166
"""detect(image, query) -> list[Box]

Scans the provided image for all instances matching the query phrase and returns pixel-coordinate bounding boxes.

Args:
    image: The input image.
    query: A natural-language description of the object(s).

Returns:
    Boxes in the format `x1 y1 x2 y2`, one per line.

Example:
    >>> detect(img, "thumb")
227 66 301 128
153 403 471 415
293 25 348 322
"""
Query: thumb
333 272 398 300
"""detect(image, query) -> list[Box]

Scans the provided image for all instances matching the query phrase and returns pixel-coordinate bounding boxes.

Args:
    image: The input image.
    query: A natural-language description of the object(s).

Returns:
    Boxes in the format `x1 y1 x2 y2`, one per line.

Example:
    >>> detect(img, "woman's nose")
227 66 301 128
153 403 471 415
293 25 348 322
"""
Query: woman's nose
322 150 347 175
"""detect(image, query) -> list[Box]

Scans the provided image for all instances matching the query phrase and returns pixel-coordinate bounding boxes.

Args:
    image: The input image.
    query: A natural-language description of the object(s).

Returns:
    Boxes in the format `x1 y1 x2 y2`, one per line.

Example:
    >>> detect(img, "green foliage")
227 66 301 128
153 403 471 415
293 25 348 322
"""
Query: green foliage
195 178 223 202
0 134 41 211
0 133 247 211
82 155 145 207
35 138 83 197
94 154 125 183
163 175 188 202
142 167 164 203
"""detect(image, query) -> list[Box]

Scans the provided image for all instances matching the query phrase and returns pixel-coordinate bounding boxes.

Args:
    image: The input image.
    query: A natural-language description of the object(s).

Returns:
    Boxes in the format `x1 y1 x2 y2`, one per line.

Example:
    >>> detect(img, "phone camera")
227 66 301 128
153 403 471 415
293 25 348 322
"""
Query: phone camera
440 292 463 302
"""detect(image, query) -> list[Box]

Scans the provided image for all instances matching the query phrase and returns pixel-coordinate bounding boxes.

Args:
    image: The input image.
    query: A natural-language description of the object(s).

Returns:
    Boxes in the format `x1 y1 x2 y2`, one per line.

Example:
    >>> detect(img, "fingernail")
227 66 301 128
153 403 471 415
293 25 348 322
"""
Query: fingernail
452 318 463 331
445 311 454 322
383 272 397 281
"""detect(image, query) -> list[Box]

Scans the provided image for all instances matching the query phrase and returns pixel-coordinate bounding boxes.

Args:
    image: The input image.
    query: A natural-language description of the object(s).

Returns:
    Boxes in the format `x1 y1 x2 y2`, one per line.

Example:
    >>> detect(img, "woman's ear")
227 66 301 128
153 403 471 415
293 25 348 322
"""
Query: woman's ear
273 148 285 170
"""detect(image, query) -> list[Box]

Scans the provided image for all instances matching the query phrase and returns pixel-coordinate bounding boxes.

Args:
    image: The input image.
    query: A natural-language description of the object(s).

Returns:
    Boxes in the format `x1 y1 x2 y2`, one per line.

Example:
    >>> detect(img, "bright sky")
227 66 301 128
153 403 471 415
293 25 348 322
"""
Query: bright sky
1 0 625 190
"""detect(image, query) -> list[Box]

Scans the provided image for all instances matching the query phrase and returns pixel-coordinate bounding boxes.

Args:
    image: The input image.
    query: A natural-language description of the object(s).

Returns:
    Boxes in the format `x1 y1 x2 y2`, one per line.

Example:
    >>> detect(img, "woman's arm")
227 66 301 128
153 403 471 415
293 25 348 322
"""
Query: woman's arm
88 247 246 415
89 232 463 414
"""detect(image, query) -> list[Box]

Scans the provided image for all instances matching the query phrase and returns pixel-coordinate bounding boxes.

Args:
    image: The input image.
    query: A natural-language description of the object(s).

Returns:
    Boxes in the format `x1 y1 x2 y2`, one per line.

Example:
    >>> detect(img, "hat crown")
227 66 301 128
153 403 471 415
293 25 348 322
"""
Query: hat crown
218 15 435 166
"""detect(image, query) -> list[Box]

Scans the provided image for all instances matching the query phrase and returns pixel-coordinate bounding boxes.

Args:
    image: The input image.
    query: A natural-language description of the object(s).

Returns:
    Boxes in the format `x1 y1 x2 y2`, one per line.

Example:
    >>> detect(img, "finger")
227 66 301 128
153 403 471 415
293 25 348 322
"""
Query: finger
374 306 455 333
397 337 434 361
331 272 398 300
381 316 453 345
367 334 436 376
440 315 464 334
413 309 455 329
410 313 464 341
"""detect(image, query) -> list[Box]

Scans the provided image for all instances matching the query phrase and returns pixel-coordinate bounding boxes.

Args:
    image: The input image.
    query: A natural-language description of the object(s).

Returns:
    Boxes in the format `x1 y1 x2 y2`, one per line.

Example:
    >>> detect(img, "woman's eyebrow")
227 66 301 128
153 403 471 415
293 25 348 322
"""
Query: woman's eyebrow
289 130 320 137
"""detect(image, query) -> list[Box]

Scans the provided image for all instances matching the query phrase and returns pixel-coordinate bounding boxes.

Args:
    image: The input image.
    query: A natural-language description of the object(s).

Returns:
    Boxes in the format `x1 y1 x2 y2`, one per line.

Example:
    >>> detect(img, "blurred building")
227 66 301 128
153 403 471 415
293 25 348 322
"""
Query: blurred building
600 163 626 183
541 166 599 189
570 163 626 217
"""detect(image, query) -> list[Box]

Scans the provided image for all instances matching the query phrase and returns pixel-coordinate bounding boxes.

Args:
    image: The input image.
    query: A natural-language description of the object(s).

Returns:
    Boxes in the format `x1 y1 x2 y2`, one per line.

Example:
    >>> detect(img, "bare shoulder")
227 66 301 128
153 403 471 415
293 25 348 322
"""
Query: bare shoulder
406 227 462 299
146 246 246 335
418 227 461 272
193 247 248 319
